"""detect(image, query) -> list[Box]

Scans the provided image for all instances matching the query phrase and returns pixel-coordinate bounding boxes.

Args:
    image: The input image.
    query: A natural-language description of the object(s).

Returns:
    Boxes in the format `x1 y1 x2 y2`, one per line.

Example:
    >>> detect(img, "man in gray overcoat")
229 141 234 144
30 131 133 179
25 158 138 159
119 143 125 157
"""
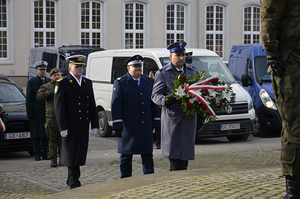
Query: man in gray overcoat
151 41 198 171
26 61 50 161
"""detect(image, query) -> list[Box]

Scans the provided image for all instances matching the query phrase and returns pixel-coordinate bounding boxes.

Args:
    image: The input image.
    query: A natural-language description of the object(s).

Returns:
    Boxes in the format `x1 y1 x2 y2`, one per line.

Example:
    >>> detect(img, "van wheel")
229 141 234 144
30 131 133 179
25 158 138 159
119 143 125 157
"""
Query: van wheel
98 111 112 137
227 134 249 142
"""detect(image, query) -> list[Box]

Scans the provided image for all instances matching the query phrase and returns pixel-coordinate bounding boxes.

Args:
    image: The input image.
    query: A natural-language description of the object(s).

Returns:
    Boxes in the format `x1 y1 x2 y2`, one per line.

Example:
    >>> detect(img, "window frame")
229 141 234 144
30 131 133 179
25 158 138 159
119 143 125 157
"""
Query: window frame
32 0 57 47
205 4 225 58
0 0 14 64
243 5 261 44
123 1 146 49
80 0 103 47
165 2 187 47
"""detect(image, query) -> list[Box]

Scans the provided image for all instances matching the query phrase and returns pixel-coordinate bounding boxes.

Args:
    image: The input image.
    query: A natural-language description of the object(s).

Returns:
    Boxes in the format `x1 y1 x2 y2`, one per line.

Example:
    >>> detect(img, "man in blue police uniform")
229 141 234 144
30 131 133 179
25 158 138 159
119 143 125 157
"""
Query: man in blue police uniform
185 51 193 65
54 55 99 189
26 61 50 161
152 41 198 171
111 55 160 178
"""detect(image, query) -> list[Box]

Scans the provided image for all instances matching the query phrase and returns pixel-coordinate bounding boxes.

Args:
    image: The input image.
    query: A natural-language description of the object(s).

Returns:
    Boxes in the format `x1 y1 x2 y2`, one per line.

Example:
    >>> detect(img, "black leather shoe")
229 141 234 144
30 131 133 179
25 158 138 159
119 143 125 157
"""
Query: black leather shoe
51 160 57 167
35 156 41 161
42 156 50 160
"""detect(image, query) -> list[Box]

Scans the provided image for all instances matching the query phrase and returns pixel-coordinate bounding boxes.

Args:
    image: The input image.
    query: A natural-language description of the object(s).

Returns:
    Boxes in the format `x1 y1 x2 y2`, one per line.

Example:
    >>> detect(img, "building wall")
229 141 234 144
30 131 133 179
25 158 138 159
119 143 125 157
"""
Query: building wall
0 0 260 87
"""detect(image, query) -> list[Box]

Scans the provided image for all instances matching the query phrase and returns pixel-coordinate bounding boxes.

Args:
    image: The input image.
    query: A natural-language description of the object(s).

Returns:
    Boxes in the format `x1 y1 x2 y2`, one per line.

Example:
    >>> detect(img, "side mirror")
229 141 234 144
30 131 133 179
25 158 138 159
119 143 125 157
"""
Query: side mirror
241 73 251 87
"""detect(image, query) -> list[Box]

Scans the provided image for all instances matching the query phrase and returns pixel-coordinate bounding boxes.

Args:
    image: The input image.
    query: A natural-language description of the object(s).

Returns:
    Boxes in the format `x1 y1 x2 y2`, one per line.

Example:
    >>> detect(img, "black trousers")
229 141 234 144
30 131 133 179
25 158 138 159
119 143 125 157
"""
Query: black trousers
32 138 49 158
120 153 154 178
169 159 188 171
67 166 81 189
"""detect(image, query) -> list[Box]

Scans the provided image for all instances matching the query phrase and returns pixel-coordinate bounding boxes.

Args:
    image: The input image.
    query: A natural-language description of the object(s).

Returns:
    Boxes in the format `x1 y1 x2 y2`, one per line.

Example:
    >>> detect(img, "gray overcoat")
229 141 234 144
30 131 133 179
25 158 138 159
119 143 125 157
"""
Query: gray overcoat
151 62 197 160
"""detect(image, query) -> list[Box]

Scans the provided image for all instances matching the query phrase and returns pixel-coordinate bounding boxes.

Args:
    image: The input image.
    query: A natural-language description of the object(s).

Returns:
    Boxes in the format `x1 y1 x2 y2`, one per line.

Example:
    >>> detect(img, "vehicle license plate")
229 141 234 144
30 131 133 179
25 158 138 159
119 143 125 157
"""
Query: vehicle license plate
4 132 31 140
220 123 240 131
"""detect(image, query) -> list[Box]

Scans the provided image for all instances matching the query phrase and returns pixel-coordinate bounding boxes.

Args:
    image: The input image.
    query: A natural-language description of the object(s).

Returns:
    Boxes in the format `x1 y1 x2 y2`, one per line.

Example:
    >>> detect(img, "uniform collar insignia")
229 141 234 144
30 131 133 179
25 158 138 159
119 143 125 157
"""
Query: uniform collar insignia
70 80 73 83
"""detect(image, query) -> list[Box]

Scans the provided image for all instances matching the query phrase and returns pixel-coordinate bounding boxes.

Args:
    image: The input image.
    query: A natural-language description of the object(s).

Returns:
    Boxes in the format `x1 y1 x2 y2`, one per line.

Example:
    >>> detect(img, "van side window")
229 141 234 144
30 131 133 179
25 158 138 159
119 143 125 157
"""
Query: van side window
42 52 57 72
111 57 130 84
143 58 159 76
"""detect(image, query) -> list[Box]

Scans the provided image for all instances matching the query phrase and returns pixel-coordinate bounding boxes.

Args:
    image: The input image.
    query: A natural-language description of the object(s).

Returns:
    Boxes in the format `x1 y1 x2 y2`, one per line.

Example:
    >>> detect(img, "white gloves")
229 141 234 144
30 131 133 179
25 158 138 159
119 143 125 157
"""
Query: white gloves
60 129 99 137
60 130 68 137
92 128 99 136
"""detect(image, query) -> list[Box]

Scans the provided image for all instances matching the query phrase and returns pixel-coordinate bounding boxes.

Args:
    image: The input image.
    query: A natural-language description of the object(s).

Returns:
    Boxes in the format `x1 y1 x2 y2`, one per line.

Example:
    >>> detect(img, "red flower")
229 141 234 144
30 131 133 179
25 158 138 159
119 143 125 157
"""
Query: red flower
211 79 219 85
217 103 223 108
179 75 186 81
202 104 208 110
186 102 192 109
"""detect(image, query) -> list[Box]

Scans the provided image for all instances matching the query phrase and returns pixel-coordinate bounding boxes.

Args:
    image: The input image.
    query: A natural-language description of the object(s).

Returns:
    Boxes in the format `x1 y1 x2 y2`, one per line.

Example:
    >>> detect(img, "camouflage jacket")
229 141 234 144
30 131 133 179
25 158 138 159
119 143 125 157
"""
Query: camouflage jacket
36 80 56 118
260 0 300 50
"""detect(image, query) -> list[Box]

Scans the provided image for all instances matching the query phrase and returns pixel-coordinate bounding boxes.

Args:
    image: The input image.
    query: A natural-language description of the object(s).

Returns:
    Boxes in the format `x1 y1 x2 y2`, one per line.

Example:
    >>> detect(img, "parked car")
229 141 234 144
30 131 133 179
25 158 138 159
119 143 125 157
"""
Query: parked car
228 44 282 137
0 79 33 155
0 74 23 91
86 48 258 142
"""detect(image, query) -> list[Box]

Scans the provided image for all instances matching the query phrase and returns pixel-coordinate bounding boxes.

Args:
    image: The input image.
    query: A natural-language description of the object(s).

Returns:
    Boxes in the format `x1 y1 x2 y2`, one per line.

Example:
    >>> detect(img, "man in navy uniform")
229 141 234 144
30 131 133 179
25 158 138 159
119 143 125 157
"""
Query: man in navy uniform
151 41 198 171
111 55 160 178
54 55 99 189
26 61 50 161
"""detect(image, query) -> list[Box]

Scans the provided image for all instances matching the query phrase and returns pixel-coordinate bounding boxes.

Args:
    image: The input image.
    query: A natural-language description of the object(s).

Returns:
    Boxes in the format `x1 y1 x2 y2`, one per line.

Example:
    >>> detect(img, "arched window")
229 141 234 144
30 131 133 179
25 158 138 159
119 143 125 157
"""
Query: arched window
0 0 8 59
243 5 260 44
124 2 145 49
33 0 56 47
80 1 103 47
205 5 224 58
166 3 186 47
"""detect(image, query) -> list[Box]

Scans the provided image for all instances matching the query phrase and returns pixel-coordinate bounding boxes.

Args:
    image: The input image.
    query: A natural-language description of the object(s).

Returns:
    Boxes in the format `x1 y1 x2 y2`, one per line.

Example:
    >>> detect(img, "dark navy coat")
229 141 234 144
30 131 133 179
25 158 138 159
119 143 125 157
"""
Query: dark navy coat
111 73 160 154
26 75 50 139
54 74 99 167
151 63 197 160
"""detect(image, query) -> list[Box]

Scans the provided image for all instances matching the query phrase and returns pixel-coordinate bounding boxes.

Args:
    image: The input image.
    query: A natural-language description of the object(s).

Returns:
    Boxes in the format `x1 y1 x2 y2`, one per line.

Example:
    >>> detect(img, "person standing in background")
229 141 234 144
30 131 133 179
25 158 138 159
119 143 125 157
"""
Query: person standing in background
54 55 99 189
36 68 62 167
260 1 300 198
26 61 50 161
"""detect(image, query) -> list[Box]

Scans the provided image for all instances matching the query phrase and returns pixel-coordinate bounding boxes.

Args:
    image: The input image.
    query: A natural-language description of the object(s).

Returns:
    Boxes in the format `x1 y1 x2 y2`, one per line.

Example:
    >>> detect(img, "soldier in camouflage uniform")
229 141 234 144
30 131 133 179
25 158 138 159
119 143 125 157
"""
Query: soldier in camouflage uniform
260 0 300 198
36 68 62 167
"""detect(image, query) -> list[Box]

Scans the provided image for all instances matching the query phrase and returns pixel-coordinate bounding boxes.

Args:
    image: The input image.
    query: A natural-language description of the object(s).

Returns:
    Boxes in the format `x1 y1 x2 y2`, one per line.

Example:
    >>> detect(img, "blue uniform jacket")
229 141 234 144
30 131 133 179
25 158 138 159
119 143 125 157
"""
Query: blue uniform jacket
111 72 160 154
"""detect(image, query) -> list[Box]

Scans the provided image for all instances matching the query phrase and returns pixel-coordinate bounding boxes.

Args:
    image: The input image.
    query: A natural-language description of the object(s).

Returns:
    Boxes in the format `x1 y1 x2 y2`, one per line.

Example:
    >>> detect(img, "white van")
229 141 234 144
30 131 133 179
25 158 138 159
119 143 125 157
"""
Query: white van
86 48 258 141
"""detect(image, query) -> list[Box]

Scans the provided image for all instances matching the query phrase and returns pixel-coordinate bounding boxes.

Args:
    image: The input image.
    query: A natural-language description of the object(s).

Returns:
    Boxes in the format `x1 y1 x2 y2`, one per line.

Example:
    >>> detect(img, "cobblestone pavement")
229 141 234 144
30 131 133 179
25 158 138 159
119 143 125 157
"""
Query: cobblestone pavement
0 135 285 199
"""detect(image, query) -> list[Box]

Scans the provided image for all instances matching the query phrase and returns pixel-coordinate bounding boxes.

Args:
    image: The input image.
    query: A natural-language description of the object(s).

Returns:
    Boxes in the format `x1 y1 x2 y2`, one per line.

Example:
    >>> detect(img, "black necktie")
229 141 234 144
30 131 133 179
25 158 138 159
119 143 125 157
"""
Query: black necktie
135 80 139 87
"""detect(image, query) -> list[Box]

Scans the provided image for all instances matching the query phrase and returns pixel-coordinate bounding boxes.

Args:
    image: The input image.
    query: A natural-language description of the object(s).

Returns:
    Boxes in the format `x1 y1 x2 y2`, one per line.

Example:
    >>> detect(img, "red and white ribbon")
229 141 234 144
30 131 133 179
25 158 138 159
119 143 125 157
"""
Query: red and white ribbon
0 117 5 133
184 77 226 116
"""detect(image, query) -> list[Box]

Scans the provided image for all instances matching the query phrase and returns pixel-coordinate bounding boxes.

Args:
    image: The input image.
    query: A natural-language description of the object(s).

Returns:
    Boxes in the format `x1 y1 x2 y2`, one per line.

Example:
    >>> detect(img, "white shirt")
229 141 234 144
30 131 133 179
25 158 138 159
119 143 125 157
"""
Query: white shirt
70 72 82 86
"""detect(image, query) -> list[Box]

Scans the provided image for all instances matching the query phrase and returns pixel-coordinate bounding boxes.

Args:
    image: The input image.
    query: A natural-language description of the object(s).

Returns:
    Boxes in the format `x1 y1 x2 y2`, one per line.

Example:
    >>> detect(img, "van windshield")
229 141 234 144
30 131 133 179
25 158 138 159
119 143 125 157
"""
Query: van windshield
254 56 271 82
159 56 236 84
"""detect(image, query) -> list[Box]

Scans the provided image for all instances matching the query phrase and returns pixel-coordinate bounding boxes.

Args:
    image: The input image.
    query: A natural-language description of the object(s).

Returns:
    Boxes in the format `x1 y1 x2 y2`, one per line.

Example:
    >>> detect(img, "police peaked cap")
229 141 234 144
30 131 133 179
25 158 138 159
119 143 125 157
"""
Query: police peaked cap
167 41 187 53
66 54 86 65
185 51 193 64
34 61 48 69
126 55 144 66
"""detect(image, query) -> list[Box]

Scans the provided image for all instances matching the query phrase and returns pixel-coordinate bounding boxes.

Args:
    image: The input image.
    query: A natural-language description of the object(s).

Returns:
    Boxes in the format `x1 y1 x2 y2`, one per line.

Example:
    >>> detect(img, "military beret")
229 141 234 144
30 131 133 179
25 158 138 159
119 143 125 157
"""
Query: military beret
50 68 60 76
167 41 187 53
66 54 86 65
125 55 144 66
34 61 48 69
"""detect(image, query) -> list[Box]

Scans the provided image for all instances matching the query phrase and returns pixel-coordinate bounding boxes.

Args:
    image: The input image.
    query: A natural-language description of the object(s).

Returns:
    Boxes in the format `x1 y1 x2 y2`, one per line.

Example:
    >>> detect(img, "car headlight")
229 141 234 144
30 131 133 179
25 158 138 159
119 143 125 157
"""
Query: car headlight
259 89 277 110
248 98 253 111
